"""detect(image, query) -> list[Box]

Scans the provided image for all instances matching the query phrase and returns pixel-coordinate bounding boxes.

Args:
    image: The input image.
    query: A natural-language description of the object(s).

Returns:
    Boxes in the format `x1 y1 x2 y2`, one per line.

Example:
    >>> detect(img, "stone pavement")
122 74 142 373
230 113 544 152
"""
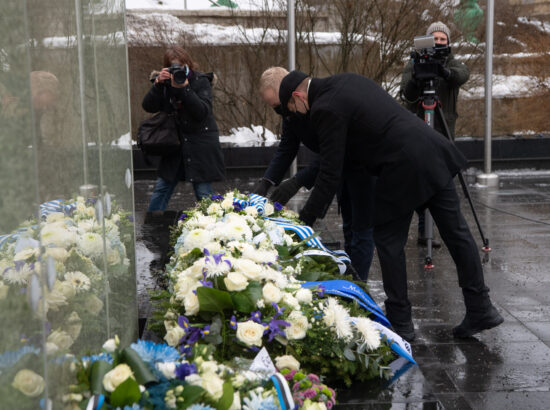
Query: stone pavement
134 170 550 410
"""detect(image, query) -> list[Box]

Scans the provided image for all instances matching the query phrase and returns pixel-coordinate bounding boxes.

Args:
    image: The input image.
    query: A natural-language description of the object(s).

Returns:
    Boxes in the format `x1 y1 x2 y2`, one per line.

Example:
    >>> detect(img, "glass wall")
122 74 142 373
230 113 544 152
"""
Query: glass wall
0 0 137 407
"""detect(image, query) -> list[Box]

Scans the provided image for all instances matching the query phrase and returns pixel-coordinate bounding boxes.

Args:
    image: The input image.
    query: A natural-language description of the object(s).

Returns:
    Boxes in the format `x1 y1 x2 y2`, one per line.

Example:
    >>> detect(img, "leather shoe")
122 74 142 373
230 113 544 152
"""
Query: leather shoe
453 305 504 338
392 321 416 342
417 237 441 248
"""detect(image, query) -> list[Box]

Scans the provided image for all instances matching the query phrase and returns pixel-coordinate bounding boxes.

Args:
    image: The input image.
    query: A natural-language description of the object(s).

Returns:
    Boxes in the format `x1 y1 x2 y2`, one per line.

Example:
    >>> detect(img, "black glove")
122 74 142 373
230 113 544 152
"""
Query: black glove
437 64 451 80
270 176 302 205
252 178 273 197
298 208 316 227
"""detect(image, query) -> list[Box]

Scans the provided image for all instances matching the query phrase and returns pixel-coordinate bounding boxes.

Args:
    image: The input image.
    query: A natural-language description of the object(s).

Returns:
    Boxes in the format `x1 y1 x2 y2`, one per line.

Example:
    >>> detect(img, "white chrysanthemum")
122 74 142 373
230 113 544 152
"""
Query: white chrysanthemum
285 310 309 340
234 259 263 281
221 197 234 211
203 255 232 278
265 269 288 289
224 221 253 242
41 225 77 248
78 232 104 258
45 247 69 262
46 212 65 223
203 241 222 255
244 206 258 217
295 288 313 305
76 219 95 234
187 214 217 229
226 241 254 254
13 248 38 262
207 203 223 217
242 247 277 264
353 317 381 350
64 271 91 292
3 264 32 285
183 229 212 251
323 298 353 340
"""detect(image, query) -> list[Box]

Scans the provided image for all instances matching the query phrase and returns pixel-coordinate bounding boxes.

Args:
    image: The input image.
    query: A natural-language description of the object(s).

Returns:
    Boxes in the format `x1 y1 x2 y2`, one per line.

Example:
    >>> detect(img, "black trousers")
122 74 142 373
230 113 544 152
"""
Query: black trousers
373 178 490 326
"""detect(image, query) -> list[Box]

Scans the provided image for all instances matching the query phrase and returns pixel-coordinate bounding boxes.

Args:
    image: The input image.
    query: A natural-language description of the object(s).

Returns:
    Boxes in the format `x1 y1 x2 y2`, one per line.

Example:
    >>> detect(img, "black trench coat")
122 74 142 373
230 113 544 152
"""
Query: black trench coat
301 73 467 226
142 72 225 184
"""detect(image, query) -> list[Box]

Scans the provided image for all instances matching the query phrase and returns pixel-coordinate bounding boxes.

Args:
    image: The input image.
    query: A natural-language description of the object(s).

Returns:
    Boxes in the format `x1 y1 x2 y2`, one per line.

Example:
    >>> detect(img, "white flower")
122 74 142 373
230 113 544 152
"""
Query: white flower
174 279 200 301
224 272 249 291
64 271 91 292
282 292 300 310
47 330 74 351
45 342 59 355
275 355 300 371
242 247 277 265
11 369 45 397
0 281 9 300
187 214 217 229
102 338 118 353
184 291 200 316
62 393 83 403
302 401 327 410
295 288 313 305
262 282 282 303
43 286 68 312
244 206 258 217
84 294 104 315
229 391 242 410
41 225 77 248
234 259 263 281
203 254 232 278
46 212 65 223
354 317 381 350
66 311 83 340
202 372 225 400
156 362 177 379
286 310 309 340
78 232 104 258
236 320 265 347
77 219 95 234
284 234 295 246
13 248 38 262
203 241 222 255
207 203 224 217
323 298 353 341
102 364 135 392
45 247 69 262
264 203 274 216
183 229 212 251
221 197 234 211
164 326 185 347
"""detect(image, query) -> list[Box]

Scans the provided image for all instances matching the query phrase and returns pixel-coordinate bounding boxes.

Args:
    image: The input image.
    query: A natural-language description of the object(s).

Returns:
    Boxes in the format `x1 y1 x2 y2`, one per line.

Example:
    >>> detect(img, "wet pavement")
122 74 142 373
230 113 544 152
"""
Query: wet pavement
134 169 550 409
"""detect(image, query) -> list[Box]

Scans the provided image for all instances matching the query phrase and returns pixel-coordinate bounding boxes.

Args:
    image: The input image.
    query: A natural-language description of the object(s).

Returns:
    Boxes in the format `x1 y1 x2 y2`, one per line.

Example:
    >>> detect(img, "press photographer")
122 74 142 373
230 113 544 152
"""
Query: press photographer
400 22 470 247
141 46 225 213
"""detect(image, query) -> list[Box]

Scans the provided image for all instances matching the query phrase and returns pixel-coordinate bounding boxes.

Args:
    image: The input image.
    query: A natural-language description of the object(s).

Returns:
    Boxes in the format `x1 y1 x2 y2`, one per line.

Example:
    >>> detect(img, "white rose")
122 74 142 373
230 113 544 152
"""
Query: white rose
184 291 200 316
84 294 104 316
262 283 282 304
235 259 263 280
53 281 76 300
264 203 274 216
164 326 185 347
202 372 224 400
156 362 177 379
236 320 265 347
221 197 234 211
102 338 117 353
295 288 313 305
45 247 69 262
45 342 59 355
66 311 82 340
11 369 45 397
102 364 135 392
286 311 309 340
0 281 8 300
282 292 300 310
47 330 74 351
224 272 248 291
275 355 300 371
244 206 258 217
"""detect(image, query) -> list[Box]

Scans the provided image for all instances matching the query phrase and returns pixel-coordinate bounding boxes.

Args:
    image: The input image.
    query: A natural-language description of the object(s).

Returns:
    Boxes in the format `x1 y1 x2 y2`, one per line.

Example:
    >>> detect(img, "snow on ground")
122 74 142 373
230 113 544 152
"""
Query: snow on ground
126 0 283 11
219 125 278 146
461 74 550 99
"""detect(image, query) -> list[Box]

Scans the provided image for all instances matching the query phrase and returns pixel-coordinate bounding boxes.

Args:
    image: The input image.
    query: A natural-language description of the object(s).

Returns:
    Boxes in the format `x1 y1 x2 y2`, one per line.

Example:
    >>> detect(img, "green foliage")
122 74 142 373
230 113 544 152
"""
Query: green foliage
197 287 234 312
230 281 262 313
120 347 158 385
109 377 141 408
90 360 112 395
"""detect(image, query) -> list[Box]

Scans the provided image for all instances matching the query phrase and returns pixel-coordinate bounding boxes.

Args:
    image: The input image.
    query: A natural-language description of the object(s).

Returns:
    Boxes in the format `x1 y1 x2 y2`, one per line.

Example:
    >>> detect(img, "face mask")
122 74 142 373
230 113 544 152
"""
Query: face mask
273 104 283 115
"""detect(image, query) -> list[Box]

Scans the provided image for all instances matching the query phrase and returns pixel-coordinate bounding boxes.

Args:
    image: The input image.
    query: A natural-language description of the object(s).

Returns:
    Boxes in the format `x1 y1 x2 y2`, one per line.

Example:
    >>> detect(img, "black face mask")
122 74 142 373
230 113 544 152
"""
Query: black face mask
273 104 284 116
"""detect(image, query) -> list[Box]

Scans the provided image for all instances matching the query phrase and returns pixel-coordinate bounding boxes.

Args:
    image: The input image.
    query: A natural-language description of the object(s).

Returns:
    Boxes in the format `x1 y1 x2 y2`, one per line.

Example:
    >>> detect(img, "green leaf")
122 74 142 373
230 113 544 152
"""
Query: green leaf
230 281 261 313
90 360 112 395
109 377 141 408
216 381 234 410
295 271 321 282
197 287 234 312
180 385 205 408
120 347 158 385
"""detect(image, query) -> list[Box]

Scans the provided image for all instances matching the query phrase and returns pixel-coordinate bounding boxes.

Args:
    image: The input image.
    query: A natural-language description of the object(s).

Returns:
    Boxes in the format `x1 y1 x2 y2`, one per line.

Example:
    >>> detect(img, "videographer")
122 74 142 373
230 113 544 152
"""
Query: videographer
254 67 376 281
400 21 470 247
142 46 225 213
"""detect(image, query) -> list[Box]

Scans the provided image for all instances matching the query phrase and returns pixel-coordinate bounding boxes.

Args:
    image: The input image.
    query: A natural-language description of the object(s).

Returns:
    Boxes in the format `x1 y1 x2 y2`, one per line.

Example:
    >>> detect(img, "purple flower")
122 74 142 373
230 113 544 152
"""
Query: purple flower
266 319 290 342
211 195 224 201
308 374 320 383
274 202 283 211
303 388 317 399
271 302 285 319
175 362 197 380
200 272 213 288
177 316 190 331
316 285 326 298
179 344 192 356
229 315 237 330
250 311 262 323
178 212 188 221
200 325 211 338
233 202 243 212
246 346 260 353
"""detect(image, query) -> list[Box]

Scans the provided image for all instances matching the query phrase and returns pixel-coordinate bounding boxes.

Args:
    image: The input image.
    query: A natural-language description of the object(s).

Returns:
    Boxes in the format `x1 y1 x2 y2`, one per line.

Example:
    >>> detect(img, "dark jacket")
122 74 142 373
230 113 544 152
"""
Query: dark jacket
400 53 469 138
142 72 225 183
302 73 467 226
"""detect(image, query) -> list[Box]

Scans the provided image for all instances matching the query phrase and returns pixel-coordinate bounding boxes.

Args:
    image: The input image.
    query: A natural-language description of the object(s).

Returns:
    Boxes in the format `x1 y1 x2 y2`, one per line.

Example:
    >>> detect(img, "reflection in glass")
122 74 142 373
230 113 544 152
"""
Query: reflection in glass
0 0 136 407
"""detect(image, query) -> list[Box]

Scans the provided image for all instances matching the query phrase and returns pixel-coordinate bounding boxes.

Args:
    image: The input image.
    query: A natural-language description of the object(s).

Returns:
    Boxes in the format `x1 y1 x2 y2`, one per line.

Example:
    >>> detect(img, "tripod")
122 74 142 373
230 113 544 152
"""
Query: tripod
418 77 490 269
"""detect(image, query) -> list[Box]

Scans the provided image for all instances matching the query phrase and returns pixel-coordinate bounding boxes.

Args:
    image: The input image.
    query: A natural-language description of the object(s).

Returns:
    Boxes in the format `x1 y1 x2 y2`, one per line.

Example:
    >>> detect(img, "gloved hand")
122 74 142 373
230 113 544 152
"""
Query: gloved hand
252 178 273 197
437 64 451 80
270 176 302 205
298 208 316 227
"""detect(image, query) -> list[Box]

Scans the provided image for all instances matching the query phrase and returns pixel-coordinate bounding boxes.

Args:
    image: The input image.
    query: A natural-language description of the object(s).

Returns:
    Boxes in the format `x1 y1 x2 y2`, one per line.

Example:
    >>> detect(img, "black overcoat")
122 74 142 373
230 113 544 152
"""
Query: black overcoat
142 72 225 183
302 73 467 225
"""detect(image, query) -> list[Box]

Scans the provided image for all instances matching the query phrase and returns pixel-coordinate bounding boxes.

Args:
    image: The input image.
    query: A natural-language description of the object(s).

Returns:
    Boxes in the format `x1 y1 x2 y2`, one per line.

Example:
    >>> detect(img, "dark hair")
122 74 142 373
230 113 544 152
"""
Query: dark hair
163 46 198 71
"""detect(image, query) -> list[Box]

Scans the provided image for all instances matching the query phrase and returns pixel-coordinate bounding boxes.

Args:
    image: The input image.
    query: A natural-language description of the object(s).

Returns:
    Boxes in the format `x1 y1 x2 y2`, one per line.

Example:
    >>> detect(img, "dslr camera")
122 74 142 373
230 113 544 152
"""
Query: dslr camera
410 35 450 81
152 64 190 86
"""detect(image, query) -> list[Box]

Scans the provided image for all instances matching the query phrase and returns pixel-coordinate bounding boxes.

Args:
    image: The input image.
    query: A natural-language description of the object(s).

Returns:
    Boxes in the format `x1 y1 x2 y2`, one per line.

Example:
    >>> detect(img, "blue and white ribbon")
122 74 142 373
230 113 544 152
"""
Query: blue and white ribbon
270 373 295 410
39 199 77 219
370 321 416 364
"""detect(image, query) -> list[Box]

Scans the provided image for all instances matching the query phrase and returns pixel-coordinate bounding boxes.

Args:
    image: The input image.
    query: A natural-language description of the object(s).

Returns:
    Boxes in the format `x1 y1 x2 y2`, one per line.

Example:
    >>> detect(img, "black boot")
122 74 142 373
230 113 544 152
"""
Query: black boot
392 320 416 342
453 305 504 338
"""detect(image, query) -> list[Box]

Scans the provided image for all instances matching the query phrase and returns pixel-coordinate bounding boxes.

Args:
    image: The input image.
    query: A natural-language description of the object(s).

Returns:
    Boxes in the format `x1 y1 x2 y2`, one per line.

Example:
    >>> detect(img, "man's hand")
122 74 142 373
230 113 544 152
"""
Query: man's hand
270 176 302 205
252 178 273 197
437 64 451 80
298 208 316 227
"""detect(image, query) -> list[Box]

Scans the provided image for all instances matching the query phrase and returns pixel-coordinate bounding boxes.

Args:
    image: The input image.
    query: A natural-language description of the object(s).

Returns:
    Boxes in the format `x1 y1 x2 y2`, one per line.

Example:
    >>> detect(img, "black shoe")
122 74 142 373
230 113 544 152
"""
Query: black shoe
392 321 416 342
417 237 441 248
452 305 504 338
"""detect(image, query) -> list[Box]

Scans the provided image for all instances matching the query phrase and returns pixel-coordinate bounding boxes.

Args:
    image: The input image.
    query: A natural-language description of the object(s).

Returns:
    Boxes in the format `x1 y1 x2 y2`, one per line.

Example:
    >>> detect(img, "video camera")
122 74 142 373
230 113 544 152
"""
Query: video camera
410 35 450 81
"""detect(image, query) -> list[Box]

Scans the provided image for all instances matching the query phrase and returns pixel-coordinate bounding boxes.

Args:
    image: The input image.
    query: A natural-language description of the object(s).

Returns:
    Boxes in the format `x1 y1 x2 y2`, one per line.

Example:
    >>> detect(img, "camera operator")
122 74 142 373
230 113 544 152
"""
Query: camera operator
254 67 376 282
142 46 225 213
400 22 470 247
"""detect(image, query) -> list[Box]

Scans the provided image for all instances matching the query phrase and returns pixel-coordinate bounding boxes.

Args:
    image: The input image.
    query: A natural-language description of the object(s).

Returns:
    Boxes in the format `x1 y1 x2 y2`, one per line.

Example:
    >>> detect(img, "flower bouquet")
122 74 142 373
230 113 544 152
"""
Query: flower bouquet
151 192 401 388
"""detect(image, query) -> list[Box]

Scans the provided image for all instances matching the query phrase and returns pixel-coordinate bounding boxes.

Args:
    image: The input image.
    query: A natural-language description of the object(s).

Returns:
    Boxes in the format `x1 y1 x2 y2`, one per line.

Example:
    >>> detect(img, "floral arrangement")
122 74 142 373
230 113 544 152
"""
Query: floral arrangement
0 196 135 409
151 191 397 388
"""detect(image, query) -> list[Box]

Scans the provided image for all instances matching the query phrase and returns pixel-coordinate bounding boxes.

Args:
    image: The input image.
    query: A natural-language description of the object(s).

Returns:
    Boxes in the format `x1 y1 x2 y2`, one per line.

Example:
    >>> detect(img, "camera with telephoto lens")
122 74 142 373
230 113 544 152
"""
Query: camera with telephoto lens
410 35 450 81
168 63 189 85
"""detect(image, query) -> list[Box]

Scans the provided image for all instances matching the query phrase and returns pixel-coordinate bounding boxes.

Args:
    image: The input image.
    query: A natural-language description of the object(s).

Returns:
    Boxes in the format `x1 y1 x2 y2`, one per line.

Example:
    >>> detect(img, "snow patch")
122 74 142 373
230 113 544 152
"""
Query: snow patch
220 125 278 147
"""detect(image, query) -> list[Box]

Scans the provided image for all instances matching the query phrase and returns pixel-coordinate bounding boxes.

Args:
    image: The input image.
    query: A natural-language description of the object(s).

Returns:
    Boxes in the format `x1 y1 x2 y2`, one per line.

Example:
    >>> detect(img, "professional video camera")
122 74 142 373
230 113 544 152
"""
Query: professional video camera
410 35 451 81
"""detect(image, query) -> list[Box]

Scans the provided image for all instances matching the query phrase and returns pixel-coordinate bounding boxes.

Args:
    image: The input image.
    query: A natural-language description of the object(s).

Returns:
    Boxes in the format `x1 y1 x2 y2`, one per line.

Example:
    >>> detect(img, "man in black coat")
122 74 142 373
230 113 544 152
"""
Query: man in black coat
272 69 503 341
254 67 376 281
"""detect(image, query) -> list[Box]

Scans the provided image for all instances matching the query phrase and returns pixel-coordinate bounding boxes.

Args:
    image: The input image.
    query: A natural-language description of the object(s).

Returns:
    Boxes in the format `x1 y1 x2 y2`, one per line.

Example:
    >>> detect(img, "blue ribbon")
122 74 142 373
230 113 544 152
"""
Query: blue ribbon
269 373 295 410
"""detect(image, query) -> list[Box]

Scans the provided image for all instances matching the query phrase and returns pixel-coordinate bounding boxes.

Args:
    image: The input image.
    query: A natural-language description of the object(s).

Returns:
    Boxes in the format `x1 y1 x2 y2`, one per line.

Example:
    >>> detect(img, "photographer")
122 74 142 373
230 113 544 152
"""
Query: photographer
142 46 225 212
400 22 470 246
254 67 376 281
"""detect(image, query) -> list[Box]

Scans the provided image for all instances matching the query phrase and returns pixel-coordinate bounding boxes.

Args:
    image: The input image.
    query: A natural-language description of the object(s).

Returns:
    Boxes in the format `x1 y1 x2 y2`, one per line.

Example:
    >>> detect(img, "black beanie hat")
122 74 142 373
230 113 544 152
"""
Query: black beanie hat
279 70 308 110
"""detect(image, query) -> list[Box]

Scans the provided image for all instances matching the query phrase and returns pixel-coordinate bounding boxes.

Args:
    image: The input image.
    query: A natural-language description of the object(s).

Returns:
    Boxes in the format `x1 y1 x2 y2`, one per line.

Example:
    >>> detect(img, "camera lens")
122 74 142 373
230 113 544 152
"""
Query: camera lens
173 70 187 84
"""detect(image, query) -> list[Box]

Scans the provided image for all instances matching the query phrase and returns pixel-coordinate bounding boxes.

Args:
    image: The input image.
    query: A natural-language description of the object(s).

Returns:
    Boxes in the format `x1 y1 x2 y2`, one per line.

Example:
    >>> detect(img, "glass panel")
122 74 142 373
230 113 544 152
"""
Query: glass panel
0 0 136 407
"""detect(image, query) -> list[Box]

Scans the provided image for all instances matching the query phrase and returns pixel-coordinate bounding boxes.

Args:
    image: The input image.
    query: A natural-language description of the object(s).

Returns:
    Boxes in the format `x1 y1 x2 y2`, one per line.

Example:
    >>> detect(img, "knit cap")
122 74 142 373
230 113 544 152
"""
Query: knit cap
426 21 451 44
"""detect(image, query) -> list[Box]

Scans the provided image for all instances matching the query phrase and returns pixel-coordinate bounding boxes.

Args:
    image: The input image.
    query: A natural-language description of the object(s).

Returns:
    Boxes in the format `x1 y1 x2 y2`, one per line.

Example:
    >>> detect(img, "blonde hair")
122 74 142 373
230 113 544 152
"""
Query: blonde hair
259 67 289 93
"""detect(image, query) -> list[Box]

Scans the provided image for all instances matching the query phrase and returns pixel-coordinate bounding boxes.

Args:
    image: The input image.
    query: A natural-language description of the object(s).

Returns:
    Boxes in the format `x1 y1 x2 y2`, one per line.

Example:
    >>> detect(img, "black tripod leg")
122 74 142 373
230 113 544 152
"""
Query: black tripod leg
435 105 491 251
